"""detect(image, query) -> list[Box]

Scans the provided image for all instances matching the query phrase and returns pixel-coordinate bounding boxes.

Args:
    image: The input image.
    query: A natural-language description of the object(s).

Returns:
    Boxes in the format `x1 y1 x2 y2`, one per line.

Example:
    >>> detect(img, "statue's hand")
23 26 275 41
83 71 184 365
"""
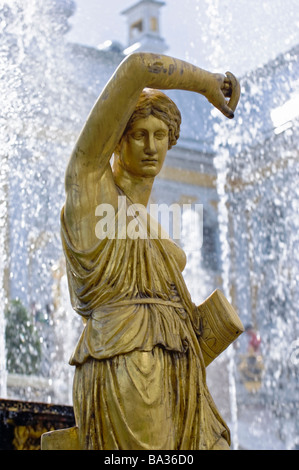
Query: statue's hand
205 72 240 119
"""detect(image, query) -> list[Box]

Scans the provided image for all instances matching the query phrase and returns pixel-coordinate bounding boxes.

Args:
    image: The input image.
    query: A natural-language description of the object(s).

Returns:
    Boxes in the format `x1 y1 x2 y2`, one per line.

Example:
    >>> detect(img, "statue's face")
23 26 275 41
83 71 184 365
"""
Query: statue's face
117 115 169 178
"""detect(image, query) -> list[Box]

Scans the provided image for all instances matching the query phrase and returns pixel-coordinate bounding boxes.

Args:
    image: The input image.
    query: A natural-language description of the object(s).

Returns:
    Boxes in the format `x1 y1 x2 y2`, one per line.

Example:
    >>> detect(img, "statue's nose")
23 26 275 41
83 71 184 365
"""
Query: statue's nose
144 135 157 155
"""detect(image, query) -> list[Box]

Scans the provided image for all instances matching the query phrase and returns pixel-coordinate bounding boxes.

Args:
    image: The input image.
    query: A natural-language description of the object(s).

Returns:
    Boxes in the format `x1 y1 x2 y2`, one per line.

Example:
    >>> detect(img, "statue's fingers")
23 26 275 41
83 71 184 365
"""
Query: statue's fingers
225 71 240 112
219 102 235 119
213 89 235 119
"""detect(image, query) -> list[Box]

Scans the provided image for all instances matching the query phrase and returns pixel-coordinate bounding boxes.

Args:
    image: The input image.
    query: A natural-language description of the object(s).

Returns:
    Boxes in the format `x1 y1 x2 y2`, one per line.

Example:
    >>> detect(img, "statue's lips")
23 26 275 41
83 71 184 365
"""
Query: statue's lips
141 158 158 164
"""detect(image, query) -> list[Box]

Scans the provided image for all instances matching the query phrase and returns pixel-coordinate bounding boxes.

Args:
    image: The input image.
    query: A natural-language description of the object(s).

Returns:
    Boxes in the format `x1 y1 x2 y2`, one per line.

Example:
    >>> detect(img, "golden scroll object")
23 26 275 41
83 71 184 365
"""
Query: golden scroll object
198 289 244 367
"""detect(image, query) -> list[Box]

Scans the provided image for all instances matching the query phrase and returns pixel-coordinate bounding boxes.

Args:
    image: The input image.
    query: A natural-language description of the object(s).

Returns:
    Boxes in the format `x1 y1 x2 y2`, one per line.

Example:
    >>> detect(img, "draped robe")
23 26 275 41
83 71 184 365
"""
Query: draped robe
60 190 230 450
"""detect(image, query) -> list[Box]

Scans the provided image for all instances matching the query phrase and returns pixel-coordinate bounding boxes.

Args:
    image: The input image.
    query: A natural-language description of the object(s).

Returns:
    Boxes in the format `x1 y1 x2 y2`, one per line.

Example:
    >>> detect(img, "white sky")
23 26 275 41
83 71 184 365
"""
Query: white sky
66 0 299 76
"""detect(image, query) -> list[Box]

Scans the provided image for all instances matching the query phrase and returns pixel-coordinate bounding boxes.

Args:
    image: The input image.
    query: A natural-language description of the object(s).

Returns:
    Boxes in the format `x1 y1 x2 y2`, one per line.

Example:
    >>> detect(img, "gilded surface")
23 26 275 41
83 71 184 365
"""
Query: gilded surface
42 52 242 450
13 424 54 450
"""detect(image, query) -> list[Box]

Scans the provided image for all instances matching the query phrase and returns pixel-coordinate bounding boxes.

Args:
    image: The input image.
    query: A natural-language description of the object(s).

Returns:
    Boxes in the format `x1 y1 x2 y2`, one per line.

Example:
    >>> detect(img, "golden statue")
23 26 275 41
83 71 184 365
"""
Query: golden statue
41 52 243 450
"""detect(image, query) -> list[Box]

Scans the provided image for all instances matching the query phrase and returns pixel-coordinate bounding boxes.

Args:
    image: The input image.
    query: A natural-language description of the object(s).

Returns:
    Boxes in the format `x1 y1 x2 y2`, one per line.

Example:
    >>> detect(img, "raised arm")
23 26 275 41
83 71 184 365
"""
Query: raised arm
64 52 238 248
67 53 235 174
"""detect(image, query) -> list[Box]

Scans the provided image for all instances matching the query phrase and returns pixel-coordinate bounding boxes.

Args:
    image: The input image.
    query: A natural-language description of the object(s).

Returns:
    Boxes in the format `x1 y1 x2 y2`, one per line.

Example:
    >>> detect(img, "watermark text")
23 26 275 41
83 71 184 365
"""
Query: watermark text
94 196 203 251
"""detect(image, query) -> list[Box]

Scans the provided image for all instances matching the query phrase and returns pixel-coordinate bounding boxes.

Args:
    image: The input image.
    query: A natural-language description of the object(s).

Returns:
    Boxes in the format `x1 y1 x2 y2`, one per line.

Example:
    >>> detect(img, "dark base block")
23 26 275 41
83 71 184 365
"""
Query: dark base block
0 398 75 450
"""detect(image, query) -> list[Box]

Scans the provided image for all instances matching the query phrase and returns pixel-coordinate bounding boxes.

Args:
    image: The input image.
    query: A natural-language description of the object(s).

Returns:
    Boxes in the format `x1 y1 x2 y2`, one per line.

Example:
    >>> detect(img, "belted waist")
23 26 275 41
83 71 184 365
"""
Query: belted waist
89 297 188 323
97 298 184 309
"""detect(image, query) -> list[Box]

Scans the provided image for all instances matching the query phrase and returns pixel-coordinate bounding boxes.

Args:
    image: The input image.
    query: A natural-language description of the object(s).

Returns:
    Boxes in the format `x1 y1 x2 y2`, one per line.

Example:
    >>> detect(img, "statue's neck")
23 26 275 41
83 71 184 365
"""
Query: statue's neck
113 167 154 207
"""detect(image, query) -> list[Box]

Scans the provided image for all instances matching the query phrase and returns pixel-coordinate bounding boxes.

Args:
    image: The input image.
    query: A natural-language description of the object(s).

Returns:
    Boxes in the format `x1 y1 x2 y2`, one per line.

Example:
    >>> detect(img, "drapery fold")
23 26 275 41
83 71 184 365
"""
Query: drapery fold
60 190 230 450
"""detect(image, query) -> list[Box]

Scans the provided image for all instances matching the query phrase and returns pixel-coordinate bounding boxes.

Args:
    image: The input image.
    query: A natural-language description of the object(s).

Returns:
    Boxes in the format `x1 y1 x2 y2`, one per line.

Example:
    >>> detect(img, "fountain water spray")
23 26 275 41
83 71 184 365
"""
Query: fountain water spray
214 148 240 450
0 169 8 397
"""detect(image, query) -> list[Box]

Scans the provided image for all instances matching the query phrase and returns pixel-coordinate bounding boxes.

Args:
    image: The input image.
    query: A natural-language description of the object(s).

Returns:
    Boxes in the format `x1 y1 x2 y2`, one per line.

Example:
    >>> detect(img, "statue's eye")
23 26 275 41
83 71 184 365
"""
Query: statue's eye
131 131 145 140
155 131 168 140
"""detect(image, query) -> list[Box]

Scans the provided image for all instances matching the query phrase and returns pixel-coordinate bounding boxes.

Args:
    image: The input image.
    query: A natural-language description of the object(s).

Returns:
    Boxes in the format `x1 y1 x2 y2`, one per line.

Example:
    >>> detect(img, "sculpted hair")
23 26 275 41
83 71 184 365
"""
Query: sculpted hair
121 88 181 150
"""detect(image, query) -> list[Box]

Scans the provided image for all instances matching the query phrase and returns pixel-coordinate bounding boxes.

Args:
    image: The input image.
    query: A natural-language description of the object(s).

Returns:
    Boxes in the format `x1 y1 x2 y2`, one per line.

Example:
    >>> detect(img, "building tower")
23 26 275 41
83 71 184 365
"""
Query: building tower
122 0 168 55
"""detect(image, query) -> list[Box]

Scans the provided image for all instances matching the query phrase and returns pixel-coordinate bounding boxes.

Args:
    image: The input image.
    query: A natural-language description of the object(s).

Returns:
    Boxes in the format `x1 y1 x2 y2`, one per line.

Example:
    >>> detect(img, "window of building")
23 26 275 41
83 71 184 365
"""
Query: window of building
130 20 143 40
150 17 158 32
